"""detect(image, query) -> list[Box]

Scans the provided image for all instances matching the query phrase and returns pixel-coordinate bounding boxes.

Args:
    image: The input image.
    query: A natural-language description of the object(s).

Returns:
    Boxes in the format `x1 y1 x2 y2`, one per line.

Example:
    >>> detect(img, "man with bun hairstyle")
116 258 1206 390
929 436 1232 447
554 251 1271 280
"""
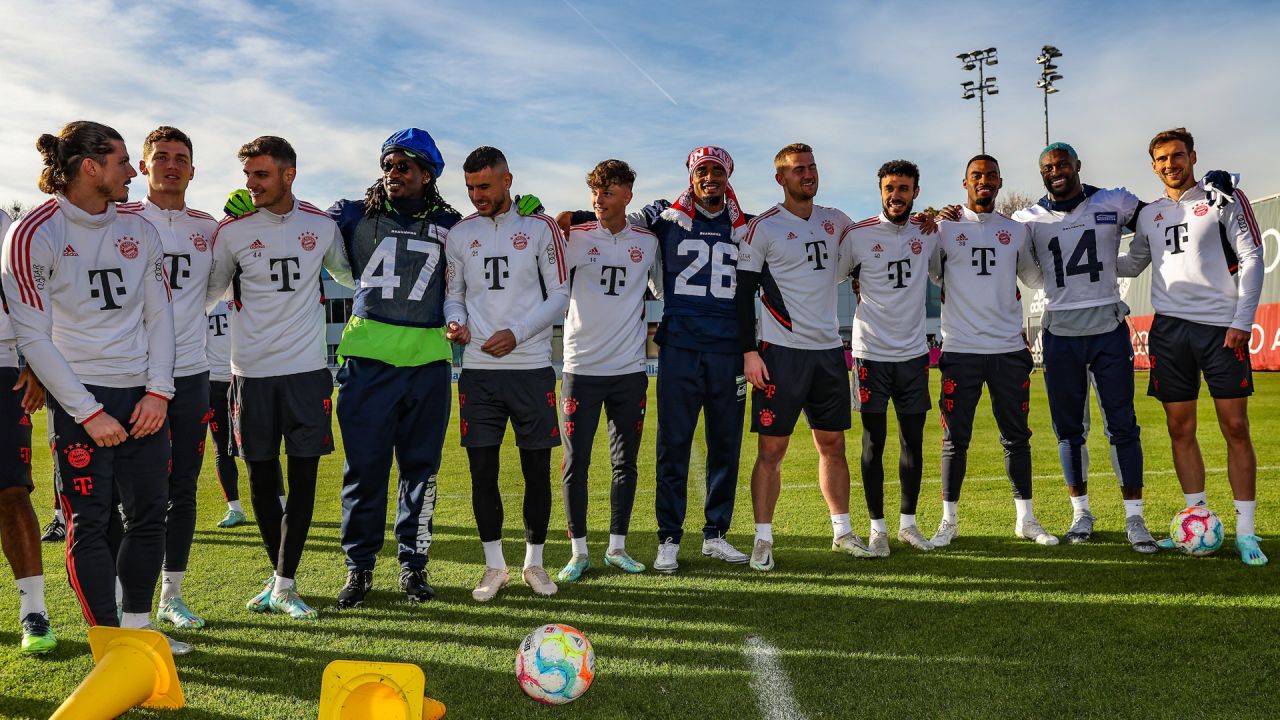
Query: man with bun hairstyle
328 129 461 607
1 121 185 653
205 136 353 620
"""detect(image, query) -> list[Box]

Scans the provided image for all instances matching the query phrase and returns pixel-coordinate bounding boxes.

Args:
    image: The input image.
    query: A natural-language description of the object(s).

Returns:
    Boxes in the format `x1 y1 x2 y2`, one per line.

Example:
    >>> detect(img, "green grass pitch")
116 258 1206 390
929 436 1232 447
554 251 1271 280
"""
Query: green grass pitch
1 371 1276 719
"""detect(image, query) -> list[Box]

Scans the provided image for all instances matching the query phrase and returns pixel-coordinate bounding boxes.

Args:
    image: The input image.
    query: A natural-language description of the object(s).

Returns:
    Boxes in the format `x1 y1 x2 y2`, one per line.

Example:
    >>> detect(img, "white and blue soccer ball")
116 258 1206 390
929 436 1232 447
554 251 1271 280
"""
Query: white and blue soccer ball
1170 506 1224 556
516 623 596 705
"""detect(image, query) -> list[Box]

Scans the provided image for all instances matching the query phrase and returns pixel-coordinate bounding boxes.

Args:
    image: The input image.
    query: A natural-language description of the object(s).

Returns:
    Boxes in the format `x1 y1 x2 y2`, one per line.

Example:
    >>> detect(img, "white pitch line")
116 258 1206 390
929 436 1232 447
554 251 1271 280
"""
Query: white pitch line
744 635 808 720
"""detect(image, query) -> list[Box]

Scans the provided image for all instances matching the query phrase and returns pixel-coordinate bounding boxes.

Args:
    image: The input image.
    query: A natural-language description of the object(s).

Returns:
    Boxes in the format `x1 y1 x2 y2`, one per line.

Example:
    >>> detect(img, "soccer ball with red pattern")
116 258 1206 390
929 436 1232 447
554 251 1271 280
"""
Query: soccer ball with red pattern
1169 506 1224 556
516 624 595 705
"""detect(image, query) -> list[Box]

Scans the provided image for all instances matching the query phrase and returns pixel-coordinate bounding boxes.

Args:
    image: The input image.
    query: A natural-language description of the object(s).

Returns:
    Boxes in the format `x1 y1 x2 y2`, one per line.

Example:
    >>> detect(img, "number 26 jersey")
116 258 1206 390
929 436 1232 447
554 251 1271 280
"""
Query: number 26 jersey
1013 187 1139 312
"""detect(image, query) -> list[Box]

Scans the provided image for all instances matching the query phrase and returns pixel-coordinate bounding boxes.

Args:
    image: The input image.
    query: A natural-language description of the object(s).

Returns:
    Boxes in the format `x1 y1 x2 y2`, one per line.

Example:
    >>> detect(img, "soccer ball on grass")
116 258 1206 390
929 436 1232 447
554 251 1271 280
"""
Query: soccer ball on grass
1169 506 1224 556
516 623 595 705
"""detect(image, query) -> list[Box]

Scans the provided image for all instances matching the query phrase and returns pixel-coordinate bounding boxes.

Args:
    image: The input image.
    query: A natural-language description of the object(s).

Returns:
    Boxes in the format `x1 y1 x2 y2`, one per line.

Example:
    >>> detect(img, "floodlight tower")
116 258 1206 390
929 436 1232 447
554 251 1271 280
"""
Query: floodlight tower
1036 45 1064 146
957 47 998 153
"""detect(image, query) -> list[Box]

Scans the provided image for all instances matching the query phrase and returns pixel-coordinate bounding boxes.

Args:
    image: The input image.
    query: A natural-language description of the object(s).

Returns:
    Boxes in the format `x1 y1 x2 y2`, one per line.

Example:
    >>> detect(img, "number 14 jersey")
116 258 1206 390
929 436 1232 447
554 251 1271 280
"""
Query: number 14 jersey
1013 187 1139 312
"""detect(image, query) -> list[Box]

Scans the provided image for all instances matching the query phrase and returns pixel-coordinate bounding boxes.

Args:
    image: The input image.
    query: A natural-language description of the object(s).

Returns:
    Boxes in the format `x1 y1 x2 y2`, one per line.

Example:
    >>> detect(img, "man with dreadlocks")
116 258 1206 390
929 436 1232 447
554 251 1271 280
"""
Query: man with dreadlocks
324 129 459 608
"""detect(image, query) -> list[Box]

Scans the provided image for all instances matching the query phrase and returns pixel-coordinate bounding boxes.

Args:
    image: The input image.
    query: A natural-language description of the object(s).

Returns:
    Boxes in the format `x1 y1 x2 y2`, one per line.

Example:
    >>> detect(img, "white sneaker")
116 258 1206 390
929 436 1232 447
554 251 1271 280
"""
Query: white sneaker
654 539 680 573
701 536 748 564
931 518 959 547
897 525 935 551
471 566 509 602
521 565 558 596
867 530 890 557
1016 516 1060 546
749 539 775 571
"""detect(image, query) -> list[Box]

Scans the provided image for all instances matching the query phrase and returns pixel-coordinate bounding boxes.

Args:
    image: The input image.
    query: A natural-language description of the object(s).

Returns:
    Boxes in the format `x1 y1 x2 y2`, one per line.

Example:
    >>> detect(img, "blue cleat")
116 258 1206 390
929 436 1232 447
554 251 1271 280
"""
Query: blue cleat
1237 535 1268 567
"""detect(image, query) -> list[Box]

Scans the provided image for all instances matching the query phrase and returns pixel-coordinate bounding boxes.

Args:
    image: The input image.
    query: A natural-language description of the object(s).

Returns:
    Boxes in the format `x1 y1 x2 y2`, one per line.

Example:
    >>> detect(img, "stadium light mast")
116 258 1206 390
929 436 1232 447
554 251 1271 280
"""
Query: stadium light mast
1036 45 1064 146
957 47 998 153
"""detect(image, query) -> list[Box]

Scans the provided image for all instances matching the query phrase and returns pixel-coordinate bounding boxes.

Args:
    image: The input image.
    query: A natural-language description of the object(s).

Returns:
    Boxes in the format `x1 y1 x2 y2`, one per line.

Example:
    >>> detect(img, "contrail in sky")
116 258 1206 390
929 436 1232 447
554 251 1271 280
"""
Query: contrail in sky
562 0 679 106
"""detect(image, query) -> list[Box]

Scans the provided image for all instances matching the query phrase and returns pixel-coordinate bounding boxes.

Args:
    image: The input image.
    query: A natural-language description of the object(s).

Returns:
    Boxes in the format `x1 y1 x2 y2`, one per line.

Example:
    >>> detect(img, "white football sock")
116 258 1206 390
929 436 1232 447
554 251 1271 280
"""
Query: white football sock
228 500 243 513
1070 494 1091 514
1235 500 1257 537
53 508 64 523
870 517 887 534
754 523 773 544
830 513 851 539
1185 492 1207 508
278 494 287 510
121 612 150 629
899 513 917 530
607 534 626 553
524 543 544 569
16 575 46 620
115 578 124 606
1014 498 1032 525
160 571 184 603
1123 499 1144 519
481 540 505 569
571 536 588 556
943 501 959 523
272 575 295 599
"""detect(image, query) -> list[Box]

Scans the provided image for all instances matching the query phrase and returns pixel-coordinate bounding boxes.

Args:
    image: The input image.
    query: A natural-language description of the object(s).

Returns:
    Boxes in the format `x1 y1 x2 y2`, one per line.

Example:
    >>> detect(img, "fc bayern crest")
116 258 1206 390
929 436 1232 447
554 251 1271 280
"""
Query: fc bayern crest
1193 203 1210 217
512 232 529 250
997 229 1012 245
910 239 922 255
116 237 139 259
822 220 835 235
629 246 644 263
191 233 208 252
759 409 774 427
562 397 579 414
299 232 318 251
65 442 93 469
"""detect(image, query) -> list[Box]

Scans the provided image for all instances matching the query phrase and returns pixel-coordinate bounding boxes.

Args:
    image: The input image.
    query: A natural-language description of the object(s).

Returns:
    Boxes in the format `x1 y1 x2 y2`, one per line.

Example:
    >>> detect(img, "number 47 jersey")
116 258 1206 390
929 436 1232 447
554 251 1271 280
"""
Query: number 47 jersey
1013 187 1140 311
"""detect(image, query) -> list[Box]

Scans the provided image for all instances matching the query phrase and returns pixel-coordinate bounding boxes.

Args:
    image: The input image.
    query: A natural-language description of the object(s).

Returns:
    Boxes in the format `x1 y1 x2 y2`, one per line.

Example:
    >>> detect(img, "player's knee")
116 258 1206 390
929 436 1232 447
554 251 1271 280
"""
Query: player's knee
813 433 846 457
1218 414 1252 445
1165 414 1197 443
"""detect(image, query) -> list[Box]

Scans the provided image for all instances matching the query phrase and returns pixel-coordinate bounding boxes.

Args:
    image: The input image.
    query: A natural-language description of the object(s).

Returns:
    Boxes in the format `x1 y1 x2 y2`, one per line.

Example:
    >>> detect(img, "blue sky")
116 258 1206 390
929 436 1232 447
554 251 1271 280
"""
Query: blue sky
2 0 1278 220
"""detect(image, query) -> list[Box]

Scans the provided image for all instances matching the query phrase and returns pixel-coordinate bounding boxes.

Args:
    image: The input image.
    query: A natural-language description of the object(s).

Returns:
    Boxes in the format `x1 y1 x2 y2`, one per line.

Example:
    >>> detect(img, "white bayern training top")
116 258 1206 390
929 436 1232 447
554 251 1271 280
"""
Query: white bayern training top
1013 187 1139 311
738 203 851 350
205 197 353 378
932 207 1042 355
120 199 218 377
838 213 940 361
1 196 176 423
1117 180 1263 332
561 220 660 375
443 209 568 370
206 298 233 383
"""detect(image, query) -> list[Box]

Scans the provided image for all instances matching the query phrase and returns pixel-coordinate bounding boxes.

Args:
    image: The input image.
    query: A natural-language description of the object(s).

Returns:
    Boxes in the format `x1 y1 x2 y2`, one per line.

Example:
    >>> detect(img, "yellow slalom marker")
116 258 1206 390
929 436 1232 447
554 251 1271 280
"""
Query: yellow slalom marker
50 626 185 719
319 660 446 720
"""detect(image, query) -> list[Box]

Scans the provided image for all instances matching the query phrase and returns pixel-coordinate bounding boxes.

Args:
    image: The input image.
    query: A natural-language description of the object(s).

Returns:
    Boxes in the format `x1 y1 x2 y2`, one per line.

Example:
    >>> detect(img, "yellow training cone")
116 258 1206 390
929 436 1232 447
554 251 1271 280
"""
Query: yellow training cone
319 660 446 720
50 626 185 719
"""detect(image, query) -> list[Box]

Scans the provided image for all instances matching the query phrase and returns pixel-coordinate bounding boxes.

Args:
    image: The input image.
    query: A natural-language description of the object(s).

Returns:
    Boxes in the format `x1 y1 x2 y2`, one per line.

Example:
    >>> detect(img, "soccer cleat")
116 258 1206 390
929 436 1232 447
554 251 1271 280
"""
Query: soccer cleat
40 518 65 543
557 555 591 582
898 525 935 551
832 532 875 558
245 576 276 613
749 539 775 572
1157 537 1176 550
157 597 206 629
522 565 558 596
867 530 891 557
19 613 56 655
399 567 435 603
269 588 319 620
604 549 646 573
1016 517 1060 546
472 566 510 602
1237 535 1268 567
654 539 679 573
931 519 959 547
140 623 193 656
1125 515 1159 554
1065 510 1094 544
336 569 373 609
701 536 749 564
217 508 247 528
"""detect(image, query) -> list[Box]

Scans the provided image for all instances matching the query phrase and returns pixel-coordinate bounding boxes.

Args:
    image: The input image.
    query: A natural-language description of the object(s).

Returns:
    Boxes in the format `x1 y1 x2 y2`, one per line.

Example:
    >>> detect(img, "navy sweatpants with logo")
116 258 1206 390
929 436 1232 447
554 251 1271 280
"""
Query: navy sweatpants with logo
337 358 450 572
654 344 745 544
